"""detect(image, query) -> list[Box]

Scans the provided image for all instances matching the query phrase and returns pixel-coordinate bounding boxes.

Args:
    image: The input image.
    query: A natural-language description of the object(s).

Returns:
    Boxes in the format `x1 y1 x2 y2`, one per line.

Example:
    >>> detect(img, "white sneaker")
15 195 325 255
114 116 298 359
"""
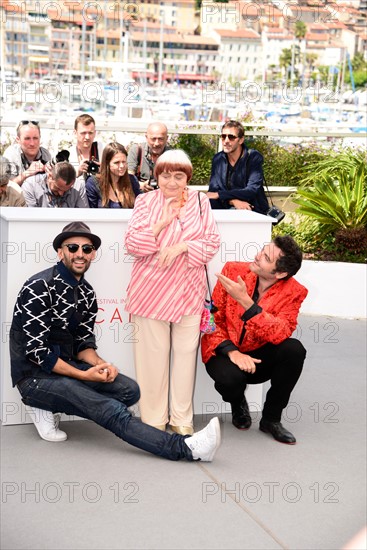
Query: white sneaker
184 417 221 462
29 407 68 442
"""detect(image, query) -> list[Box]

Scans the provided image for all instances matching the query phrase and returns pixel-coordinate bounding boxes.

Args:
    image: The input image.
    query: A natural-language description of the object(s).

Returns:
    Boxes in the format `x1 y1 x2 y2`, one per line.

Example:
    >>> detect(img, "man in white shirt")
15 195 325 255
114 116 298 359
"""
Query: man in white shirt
67 114 104 186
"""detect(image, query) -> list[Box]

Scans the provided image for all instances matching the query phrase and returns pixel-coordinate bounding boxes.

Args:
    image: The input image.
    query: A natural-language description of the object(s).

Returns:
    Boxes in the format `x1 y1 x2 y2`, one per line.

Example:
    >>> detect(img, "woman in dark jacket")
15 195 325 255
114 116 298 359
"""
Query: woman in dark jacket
86 142 141 208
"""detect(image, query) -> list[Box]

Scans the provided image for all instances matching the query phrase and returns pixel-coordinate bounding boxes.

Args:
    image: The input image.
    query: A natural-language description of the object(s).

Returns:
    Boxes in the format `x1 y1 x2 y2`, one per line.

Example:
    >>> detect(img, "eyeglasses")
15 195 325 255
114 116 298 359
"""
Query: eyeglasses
63 243 95 254
220 134 239 141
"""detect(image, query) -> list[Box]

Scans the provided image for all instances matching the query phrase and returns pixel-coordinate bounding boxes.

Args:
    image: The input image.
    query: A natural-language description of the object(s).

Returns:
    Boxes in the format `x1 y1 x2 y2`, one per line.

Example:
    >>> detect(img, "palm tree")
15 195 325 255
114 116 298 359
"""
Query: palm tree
295 21 307 41
279 48 293 81
294 21 308 91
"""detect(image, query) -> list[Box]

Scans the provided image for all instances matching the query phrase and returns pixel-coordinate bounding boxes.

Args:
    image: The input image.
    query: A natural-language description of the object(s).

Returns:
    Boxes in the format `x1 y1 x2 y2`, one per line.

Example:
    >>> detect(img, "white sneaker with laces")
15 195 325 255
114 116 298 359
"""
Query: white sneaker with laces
29 407 68 442
184 417 221 462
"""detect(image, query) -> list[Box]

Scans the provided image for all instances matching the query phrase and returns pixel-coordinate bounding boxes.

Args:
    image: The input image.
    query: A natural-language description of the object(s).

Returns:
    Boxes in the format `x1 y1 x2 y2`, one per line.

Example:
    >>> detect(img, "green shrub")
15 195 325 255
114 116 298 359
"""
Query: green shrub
169 128 357 188
273 152 367 263
272 215 366 263
170 132 217 185
294 155 367 232
248 138 333 187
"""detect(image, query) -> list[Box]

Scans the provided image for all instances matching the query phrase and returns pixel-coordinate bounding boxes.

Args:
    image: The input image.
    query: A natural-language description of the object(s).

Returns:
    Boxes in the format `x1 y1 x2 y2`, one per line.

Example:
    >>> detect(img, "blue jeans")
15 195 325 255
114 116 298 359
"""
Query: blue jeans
17 365 193 462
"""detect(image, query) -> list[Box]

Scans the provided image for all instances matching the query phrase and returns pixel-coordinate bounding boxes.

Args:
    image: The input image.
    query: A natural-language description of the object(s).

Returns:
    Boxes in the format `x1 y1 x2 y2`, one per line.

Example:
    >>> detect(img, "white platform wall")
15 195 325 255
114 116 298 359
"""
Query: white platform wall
1 208 274 425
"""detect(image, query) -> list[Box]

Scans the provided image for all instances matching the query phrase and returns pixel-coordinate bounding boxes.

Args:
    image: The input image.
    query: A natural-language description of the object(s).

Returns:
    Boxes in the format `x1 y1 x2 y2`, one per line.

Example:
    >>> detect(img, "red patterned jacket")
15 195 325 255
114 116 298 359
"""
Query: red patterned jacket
201 262 308 364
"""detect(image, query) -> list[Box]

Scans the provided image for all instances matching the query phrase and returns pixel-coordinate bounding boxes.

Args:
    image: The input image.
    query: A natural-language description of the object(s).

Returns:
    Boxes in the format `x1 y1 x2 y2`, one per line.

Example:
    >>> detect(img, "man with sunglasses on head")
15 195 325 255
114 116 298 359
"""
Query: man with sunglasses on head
9 222 221 462
3 121 52 187
21 160 89 208
207 120 269 214
0 156 26 207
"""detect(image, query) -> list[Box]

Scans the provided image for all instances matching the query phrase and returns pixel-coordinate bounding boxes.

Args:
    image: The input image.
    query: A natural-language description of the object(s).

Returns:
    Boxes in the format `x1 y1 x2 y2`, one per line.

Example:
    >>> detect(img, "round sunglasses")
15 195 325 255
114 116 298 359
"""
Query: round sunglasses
63 243 95 254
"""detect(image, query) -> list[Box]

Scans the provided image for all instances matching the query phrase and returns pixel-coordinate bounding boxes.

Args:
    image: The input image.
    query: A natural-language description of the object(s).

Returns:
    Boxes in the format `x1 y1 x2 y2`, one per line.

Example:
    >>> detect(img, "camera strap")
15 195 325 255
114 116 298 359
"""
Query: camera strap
262 175 275 207
109 183 124 209
90 142 99 161
136 145 143 180
89 141 99 161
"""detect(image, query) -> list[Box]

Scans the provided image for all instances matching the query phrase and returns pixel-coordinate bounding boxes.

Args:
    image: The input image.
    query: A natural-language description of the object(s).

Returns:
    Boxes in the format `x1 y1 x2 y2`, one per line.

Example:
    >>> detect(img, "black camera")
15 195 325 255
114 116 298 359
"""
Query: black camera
149 177 158 189
55 150 70 163
50 150 70 166
267 206 286 225
86 159 100 176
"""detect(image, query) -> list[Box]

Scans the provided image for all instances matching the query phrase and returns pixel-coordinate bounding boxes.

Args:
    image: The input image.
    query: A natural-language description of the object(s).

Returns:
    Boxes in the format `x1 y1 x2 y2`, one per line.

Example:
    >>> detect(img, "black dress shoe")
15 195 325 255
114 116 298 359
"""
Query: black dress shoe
259 419 296 444
231 398 252 430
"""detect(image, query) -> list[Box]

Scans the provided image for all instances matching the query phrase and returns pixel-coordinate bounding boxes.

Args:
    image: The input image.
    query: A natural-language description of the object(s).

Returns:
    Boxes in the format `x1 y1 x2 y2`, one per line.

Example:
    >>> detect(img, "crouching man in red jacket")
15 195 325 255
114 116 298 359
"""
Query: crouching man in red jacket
201 235 308 444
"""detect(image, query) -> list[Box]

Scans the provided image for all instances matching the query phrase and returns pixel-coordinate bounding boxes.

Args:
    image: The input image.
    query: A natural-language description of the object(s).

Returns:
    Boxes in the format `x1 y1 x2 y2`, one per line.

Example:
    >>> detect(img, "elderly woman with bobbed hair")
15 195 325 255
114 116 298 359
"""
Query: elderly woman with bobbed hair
124 149 220 435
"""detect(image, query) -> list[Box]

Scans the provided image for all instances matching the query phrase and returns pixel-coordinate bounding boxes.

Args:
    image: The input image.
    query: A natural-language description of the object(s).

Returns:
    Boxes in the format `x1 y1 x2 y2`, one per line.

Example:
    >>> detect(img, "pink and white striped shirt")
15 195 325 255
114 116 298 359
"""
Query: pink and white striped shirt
124 189 221 323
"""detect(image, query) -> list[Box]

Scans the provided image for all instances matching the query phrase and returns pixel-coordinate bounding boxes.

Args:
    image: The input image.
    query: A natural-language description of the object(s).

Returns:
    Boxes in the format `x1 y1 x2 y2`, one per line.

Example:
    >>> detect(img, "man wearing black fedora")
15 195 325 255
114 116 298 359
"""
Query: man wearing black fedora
9 221 221 462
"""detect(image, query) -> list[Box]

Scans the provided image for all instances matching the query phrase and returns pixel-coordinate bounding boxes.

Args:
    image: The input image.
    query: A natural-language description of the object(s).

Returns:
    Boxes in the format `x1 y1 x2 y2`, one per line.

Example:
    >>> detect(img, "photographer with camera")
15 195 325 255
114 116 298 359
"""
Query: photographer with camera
207 120 269 215
85 143 141 208
3 121 52 187
21 158 89 208
127 122 170 192
67 114 104 185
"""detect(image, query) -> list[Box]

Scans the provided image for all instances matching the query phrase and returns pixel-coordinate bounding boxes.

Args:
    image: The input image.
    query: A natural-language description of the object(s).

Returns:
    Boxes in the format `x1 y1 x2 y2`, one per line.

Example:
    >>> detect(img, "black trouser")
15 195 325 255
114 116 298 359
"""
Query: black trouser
205 338 306 422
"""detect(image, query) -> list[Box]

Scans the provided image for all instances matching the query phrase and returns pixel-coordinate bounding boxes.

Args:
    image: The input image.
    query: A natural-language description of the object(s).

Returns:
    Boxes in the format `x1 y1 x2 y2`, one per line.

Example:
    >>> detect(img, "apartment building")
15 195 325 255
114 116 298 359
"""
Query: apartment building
263 26 295 71
127 28 218 83
134 0 197 30
50 11 95 80
1 3 29 78
210 28 262 82
1 0 364 86
200 0 284 35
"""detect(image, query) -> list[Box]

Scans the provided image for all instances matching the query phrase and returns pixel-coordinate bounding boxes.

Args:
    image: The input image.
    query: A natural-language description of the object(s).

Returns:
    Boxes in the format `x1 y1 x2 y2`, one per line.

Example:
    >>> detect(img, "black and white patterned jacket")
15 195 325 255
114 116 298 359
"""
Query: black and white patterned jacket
10 261 98 387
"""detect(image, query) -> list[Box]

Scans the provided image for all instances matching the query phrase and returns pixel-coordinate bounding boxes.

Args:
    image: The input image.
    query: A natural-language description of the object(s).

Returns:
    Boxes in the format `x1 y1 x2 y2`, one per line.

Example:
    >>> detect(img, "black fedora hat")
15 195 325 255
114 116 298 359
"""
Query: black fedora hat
53 221 101 251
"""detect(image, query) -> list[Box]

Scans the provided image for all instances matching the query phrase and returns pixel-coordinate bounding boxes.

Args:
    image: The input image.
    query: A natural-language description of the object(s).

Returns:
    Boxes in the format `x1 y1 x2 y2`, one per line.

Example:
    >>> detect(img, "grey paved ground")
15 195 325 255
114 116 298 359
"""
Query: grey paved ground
1 315 366 550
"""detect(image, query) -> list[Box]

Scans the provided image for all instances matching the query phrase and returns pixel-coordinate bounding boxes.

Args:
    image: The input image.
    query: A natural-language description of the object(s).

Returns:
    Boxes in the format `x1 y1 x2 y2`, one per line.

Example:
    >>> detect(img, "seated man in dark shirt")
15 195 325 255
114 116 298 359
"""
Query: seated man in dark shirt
207 120 269 214
9 221 221 462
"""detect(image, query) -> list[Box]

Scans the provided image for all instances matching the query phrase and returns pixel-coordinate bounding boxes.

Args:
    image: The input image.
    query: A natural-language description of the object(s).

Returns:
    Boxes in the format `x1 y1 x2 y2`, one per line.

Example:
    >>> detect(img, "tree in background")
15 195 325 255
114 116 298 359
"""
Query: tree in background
345 53 367 88
295 21 307 41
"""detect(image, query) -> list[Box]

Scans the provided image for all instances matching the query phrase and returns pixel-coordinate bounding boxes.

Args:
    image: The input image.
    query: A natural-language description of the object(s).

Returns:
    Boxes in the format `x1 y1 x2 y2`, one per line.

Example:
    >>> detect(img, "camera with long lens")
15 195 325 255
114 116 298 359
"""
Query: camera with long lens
86 158 100 176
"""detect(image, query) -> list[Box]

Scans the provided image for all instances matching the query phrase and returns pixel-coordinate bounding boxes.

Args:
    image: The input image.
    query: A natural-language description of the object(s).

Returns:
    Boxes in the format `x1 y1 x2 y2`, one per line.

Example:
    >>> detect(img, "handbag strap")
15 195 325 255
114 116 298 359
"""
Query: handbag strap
198 192 218 312
262 174 275 207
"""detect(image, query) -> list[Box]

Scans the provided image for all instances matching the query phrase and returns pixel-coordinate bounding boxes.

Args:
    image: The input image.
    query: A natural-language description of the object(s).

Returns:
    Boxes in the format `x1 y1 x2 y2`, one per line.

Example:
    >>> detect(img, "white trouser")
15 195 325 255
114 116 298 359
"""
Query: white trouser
132 314 201 428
